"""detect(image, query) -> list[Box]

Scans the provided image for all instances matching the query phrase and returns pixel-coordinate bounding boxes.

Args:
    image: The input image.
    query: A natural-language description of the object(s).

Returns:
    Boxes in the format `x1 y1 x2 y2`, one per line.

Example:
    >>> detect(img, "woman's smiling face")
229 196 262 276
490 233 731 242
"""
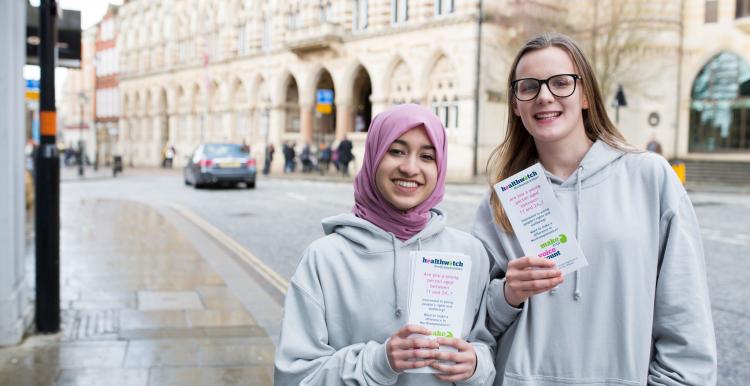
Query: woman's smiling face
375 126 438 211
513 46 589 145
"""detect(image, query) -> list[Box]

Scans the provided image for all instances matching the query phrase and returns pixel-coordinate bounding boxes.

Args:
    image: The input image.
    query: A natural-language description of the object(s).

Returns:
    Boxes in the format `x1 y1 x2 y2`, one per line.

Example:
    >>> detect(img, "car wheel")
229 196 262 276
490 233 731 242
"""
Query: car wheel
246 181 256 189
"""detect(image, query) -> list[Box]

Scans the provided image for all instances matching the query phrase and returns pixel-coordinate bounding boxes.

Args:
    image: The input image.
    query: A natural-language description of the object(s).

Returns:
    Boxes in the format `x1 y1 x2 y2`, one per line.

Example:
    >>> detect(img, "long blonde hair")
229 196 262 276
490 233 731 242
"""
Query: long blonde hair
488 33 630 232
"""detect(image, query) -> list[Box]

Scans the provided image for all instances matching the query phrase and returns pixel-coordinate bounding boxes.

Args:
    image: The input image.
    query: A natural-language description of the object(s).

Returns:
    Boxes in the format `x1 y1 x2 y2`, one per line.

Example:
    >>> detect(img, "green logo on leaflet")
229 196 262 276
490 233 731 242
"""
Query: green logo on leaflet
539 234 568 249
431 330 454 338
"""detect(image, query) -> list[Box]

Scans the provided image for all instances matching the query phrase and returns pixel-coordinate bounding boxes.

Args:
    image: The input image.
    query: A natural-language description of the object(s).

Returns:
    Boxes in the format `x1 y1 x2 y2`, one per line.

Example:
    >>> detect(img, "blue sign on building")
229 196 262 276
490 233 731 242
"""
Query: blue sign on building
26 79 40 90
316 89 334 105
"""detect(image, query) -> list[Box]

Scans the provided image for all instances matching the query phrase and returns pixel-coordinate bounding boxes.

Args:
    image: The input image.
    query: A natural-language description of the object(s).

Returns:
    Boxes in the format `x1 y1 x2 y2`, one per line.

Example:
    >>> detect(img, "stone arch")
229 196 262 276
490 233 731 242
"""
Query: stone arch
311 67 336 145
385 57 415 105
282 73 301 134
427 53 460 130
689 51 750 153
350 63 373 133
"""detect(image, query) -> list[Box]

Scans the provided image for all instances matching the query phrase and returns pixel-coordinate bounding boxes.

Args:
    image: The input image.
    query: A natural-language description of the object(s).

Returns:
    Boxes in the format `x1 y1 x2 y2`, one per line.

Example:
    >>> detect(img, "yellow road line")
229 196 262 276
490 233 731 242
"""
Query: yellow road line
169 203 289 295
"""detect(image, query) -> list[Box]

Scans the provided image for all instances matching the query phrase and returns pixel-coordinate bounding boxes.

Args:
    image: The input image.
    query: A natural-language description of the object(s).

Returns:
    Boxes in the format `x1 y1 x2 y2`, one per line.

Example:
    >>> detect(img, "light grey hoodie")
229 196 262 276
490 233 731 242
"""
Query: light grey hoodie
472 140 717 386
274 209 496 385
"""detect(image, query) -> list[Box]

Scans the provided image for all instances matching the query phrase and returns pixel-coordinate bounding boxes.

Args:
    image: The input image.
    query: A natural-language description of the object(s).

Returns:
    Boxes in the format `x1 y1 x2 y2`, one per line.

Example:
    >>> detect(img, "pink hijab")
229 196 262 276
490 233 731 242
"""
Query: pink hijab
353 104 447 241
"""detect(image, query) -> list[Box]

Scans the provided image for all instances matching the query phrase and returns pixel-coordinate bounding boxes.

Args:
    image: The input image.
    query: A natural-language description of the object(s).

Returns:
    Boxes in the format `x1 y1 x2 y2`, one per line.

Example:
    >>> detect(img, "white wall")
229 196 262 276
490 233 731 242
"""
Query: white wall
0 0 31 347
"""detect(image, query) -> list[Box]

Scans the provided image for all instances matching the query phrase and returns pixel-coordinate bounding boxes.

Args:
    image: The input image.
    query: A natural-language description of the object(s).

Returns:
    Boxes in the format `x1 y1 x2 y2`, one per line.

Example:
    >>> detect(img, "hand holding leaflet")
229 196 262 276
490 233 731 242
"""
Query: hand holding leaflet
493 163 588 276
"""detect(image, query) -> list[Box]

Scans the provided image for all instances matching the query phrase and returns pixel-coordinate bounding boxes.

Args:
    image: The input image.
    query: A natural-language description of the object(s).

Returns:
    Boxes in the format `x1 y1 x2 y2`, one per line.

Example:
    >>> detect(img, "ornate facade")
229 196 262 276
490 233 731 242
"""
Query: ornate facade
115 0 750 178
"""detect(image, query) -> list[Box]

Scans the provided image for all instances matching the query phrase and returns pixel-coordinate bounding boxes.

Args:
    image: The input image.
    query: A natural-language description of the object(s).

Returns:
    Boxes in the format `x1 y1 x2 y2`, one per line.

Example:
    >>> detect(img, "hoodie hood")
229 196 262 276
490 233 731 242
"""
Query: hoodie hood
544 139 627 188
322 208 447 249
322 208 447 319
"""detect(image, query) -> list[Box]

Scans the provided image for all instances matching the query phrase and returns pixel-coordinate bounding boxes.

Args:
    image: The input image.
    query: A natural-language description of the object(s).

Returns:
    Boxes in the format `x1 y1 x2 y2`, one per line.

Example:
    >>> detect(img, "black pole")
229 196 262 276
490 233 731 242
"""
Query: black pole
35 0 61 333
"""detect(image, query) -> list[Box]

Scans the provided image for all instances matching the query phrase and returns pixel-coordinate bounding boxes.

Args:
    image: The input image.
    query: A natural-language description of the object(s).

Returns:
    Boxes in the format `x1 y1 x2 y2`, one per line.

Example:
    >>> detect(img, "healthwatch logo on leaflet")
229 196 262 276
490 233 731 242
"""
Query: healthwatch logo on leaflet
499 170 539 191
538 234 568 260
421 257 464 267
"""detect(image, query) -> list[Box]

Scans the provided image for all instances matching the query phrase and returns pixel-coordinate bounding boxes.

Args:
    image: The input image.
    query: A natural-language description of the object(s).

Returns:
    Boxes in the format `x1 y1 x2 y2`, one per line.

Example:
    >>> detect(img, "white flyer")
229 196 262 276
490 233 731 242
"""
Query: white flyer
405 251 472 374
493 163 588 276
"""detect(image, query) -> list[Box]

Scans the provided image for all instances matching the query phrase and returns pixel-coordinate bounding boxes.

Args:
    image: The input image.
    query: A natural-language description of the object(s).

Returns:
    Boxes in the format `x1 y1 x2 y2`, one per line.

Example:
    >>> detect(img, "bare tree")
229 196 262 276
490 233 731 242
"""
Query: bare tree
488 0 680 100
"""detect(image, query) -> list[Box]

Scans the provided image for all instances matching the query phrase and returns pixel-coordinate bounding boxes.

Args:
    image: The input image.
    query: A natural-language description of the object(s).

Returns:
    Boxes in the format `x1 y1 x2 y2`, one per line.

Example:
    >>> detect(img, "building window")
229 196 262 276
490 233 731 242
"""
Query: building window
432 100 459 130
435 0 455 16
237 24 248 54
689 51 750 153
738 0 750 18
288 8 301 29
320 1 333 23
392 0 408 24
353 0 368 31
705 1 718 23
262 17 273 51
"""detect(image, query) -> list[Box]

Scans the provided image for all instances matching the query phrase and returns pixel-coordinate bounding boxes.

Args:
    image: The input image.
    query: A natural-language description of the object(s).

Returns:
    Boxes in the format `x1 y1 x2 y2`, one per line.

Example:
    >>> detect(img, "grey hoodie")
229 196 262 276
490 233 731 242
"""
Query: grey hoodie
274 209 496 385
472 141 717 386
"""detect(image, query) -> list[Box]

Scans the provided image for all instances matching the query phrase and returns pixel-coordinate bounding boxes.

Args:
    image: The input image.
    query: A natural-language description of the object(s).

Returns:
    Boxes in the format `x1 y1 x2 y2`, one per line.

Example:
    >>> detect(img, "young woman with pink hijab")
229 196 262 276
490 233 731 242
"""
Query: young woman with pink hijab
275 104 496 385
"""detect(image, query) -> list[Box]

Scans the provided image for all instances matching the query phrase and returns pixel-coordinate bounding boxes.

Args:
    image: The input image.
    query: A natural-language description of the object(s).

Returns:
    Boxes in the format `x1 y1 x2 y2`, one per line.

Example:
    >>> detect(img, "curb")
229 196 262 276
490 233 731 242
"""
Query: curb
168 203 290 296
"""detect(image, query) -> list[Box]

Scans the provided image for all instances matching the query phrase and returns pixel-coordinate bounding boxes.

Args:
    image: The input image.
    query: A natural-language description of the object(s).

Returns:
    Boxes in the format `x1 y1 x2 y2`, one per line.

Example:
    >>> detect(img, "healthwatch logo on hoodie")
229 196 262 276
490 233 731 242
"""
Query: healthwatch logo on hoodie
499 170 539 192
421 257 464 267
538 234 568 260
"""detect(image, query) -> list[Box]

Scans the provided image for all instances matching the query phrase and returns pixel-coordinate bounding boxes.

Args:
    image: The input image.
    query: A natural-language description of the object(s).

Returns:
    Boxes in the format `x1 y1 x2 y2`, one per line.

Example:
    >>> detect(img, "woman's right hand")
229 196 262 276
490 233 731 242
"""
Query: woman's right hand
503 256 563 307
386 324 439 372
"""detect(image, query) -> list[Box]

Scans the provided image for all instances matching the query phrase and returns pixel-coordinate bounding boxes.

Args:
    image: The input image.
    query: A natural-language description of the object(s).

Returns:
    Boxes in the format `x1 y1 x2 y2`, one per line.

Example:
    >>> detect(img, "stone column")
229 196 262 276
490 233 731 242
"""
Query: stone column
335 100 353 140
0 0 31 347
300 103 314 145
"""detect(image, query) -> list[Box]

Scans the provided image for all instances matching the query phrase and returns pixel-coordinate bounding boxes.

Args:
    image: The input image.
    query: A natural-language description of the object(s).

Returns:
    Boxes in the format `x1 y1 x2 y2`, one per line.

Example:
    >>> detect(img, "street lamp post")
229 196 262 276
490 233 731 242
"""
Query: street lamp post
78 91 87 177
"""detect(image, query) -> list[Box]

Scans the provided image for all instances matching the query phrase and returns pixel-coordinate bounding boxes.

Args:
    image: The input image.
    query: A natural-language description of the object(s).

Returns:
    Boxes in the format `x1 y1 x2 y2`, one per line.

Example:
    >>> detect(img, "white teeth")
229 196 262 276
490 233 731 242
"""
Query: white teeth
395 180 417 188
535 112 561 119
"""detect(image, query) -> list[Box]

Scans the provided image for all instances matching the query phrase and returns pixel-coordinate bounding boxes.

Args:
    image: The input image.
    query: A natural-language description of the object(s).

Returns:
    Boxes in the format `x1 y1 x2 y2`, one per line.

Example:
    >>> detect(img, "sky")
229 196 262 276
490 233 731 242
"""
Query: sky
24 0 124 84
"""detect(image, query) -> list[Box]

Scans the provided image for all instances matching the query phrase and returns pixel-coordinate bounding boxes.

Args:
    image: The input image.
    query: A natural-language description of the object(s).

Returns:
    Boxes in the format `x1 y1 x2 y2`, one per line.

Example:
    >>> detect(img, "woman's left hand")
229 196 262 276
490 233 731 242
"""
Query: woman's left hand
430 337 477 382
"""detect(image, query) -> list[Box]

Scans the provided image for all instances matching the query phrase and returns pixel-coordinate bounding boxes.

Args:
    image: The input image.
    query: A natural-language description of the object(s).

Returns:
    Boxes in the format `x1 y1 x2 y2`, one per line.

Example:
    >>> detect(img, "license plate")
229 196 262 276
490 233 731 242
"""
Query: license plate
218 162 241 168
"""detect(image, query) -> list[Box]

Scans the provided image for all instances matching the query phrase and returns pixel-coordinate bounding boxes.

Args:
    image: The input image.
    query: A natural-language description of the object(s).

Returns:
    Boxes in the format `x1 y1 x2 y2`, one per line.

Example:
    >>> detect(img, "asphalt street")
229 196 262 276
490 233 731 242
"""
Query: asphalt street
60 167 750 386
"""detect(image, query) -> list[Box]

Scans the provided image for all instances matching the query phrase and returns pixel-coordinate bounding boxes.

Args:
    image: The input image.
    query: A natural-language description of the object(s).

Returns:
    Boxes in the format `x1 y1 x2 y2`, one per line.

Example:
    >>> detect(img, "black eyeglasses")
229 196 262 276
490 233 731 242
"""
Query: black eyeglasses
511 74 582 101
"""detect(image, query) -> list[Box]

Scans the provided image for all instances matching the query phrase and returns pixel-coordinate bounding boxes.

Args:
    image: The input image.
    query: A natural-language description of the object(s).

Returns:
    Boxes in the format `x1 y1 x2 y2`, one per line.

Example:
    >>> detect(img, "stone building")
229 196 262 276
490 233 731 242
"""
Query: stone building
115 0 750 180
94 5 121 166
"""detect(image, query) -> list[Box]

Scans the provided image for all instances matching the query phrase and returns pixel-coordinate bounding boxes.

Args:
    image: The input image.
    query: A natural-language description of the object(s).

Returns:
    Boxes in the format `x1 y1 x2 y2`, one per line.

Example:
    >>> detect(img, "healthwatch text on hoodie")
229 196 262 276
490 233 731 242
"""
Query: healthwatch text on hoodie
473 140 717 386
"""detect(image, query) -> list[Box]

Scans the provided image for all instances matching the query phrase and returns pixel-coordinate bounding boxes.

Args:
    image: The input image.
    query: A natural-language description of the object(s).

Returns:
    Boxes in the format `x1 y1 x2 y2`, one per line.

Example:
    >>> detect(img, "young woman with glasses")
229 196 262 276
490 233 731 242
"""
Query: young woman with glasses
472 33 717 385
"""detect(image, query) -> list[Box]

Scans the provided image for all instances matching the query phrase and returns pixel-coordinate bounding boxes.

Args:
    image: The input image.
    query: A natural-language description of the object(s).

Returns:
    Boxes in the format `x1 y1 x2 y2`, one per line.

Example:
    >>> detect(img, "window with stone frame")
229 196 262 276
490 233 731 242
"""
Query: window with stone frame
353 0 368 31
392 0 408 24
435 0 455 16
738 0 750 18
428 56 460 130
389 60 415 105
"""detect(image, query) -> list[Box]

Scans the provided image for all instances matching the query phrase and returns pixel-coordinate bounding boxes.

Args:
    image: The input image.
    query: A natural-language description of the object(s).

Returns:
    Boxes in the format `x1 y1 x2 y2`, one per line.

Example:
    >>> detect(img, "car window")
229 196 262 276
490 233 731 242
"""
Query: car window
203 144 249 158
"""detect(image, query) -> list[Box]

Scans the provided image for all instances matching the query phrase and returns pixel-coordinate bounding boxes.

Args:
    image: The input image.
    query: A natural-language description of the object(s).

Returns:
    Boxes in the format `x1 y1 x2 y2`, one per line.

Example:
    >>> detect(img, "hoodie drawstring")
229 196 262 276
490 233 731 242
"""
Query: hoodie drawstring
574 165 583 301
549 173 558 296
391 236 424 318
391 234 402 318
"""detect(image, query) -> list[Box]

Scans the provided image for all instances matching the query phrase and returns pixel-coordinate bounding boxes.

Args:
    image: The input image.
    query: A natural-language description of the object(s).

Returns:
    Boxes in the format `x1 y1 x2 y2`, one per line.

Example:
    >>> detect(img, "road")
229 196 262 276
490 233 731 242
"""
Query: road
60 167 750 386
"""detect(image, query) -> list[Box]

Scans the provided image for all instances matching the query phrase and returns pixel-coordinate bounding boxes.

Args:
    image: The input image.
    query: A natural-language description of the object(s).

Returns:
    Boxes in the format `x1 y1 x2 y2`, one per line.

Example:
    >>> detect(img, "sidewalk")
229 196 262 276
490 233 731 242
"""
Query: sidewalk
0 198 277 385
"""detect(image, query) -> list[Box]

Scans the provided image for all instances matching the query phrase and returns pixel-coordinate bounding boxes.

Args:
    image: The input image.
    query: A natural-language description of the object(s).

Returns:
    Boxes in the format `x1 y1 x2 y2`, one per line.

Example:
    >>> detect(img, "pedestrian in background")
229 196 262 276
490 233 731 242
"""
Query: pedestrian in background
646 132 663 155
473 33 716 385
275 104 496 385
318 142 331 175
337 134 354 176
300 143 313 173
263 143 275 175
282 141 296 174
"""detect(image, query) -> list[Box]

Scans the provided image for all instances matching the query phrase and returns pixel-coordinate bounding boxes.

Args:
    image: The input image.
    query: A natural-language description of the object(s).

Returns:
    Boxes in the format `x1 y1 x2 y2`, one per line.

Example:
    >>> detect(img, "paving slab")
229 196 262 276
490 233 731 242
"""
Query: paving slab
0 199 276 385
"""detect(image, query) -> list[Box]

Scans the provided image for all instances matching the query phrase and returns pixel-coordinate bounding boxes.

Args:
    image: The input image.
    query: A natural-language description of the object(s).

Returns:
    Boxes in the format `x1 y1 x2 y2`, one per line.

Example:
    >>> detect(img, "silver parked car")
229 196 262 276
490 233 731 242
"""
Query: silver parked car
184 143 257 189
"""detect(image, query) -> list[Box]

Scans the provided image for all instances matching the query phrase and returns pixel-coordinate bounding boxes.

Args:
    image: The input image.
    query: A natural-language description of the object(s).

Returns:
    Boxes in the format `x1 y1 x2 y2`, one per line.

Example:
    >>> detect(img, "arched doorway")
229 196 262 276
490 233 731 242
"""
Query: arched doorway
689 52 750 153
314 69 336 145
284 75 300 135
352 65 372 133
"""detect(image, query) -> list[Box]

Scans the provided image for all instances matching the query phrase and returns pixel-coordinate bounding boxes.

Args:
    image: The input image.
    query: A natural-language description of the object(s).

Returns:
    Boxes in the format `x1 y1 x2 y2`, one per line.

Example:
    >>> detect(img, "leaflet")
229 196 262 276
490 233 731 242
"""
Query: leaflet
493 163 588 276
405 251 471 374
